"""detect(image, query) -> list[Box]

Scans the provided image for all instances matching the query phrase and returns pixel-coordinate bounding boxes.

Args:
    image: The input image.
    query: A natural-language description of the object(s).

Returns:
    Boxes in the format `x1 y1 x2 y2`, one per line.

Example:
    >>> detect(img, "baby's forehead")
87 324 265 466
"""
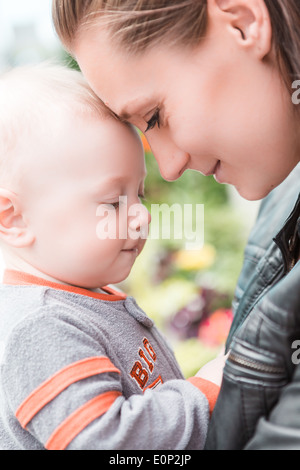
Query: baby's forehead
0 64 146 191
17 110 144 189
45 109 143 162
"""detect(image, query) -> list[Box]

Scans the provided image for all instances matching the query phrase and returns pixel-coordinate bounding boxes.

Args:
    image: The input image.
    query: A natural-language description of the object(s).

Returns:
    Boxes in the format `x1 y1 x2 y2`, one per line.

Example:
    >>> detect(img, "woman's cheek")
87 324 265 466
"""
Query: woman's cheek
171 123 214 158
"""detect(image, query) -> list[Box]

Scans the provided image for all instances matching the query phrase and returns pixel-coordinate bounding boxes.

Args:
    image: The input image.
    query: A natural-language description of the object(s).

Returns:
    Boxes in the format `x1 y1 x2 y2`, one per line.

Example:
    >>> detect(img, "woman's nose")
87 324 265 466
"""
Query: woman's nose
147 135 190 181
157 153 189 181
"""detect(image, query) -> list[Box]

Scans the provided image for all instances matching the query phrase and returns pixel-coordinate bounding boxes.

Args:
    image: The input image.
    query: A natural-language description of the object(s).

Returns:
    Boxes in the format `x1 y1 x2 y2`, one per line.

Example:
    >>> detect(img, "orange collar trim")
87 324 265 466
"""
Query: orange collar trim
3 269 127 302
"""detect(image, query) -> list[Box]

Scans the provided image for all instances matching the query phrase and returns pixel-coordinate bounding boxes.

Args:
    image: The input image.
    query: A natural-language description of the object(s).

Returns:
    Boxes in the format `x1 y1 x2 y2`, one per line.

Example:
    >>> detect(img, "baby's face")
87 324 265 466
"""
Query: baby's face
20 113 150 288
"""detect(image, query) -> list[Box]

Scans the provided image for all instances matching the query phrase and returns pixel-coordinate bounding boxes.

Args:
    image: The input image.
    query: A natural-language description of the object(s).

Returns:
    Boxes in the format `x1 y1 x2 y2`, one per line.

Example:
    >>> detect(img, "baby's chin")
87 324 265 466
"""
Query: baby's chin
86 262 140 290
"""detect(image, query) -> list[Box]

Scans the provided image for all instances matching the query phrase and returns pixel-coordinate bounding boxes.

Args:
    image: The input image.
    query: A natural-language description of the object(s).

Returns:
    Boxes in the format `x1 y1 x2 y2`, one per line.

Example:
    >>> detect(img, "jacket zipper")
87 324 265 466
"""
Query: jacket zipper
228 351 285 374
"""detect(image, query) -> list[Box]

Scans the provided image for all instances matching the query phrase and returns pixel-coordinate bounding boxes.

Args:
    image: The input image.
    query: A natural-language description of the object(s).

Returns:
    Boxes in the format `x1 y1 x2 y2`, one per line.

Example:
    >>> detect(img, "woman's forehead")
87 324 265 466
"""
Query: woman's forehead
76 61 154 117
74 27 190 113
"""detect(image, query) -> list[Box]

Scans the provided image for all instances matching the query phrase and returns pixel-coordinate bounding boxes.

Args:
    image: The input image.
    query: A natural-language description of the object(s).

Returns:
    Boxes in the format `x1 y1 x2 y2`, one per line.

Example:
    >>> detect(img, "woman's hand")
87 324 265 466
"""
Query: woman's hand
195 348 229 387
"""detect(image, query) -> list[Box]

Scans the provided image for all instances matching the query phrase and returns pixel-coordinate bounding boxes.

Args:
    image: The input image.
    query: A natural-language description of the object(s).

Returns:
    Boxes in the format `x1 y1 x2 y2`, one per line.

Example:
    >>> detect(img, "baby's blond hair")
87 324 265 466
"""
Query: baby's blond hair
0 62 114 188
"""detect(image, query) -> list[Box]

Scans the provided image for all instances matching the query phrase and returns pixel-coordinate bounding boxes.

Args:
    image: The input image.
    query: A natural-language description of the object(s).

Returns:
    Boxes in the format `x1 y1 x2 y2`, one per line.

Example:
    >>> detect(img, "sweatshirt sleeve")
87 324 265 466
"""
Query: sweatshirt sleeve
2 310 212 450
187 377 220 415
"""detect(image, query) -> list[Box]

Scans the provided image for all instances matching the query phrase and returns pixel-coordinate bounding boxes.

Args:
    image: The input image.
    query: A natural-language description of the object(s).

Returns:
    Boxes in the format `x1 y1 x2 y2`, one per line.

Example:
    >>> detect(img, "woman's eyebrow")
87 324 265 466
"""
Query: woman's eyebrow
117 98 152 120
118 109 131 121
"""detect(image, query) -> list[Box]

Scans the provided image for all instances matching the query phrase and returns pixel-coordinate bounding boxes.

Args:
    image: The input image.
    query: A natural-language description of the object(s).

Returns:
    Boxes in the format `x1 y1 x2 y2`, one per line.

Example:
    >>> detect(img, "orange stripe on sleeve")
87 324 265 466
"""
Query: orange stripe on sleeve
45 391 122 450
187 377 220 415
16 357 120 428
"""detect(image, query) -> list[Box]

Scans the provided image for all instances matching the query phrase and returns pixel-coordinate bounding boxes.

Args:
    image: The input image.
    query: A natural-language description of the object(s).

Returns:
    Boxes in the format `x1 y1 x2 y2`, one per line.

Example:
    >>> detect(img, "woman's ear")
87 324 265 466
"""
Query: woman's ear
208 0 272 59
0 189 35 248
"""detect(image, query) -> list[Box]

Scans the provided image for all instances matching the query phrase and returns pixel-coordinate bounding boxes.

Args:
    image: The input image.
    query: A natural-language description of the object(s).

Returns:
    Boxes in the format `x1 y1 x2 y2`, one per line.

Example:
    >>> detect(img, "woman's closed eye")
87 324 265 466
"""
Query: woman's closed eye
145 108 160 132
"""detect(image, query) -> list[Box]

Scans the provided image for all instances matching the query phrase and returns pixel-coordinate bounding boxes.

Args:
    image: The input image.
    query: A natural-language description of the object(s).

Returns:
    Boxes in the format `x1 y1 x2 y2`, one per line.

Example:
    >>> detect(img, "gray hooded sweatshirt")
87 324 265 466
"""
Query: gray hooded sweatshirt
0 270 216 450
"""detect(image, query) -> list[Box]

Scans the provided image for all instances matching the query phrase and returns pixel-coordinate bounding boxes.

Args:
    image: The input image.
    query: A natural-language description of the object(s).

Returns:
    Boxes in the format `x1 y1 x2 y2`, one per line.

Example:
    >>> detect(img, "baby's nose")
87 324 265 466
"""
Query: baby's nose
128 204 151 238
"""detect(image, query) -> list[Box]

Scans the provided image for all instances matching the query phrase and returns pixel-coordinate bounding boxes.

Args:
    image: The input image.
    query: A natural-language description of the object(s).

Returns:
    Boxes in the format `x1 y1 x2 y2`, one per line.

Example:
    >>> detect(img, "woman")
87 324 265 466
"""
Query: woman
52 0 300 449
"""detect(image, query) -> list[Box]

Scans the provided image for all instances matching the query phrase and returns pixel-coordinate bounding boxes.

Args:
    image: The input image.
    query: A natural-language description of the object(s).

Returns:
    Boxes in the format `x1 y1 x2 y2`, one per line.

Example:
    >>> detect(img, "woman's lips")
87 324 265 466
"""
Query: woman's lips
202 160 225 183
203 160 220 177
213 161 224 183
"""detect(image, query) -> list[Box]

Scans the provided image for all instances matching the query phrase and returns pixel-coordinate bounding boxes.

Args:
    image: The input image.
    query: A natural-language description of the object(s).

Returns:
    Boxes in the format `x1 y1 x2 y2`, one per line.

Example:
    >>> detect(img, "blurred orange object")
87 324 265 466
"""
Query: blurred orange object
141 133 151 153
198 309 233 347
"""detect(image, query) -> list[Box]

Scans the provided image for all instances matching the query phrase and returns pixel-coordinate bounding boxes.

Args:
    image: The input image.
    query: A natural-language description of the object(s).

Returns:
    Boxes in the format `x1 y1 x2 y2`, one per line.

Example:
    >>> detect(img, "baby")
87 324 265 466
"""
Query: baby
0 63 223 450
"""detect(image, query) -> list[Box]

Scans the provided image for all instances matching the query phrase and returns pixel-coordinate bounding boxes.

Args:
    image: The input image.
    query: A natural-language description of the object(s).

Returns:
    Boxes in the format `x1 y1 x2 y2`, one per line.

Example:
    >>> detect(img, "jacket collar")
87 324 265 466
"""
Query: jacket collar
274 192 300 273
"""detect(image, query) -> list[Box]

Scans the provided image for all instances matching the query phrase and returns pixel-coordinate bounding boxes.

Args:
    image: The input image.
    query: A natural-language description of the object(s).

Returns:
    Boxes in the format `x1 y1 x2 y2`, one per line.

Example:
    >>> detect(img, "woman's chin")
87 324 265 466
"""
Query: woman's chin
234 185 273 202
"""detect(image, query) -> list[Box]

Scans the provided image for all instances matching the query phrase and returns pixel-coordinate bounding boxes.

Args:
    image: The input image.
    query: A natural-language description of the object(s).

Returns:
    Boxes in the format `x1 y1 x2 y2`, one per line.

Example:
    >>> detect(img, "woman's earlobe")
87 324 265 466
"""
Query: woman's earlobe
0 189 35 248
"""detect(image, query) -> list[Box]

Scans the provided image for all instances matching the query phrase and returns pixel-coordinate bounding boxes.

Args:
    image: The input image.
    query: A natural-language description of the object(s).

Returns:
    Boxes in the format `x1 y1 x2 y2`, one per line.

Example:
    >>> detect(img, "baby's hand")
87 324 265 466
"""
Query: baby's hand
195 349 229 387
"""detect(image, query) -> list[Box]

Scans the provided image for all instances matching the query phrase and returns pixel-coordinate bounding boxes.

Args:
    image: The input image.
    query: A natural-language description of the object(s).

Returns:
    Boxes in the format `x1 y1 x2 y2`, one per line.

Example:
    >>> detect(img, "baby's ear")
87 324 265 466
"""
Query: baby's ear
0 188 35 247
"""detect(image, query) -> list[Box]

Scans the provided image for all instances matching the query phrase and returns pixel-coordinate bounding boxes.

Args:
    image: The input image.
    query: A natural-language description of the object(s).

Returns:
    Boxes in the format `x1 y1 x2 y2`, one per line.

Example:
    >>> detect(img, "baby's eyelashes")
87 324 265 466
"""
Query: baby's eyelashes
101 194 146 210
138 192 146 202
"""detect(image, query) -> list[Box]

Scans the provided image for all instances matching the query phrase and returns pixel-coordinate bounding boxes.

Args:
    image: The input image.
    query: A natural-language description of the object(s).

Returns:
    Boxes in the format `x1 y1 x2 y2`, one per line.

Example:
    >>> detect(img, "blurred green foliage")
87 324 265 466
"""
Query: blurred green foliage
141 153 246 290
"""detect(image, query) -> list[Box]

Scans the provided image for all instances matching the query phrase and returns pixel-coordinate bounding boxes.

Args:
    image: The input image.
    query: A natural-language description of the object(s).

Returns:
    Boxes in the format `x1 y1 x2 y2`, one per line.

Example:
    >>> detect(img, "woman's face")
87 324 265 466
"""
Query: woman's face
74 4 300 201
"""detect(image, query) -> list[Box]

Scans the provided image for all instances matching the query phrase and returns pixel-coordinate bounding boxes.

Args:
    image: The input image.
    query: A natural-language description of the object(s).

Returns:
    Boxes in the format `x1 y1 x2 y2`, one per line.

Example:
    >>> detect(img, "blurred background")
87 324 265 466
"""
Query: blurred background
0 0 260 377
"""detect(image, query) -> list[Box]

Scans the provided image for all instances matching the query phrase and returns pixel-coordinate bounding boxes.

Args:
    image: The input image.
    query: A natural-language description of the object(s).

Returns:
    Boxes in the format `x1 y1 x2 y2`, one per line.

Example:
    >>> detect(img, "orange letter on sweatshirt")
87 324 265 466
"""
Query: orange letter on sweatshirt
130 361 149 389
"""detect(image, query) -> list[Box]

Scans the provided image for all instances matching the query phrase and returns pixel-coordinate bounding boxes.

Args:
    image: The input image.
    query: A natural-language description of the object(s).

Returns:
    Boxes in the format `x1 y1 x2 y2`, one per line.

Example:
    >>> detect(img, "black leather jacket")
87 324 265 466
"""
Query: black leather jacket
205 164 300 450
